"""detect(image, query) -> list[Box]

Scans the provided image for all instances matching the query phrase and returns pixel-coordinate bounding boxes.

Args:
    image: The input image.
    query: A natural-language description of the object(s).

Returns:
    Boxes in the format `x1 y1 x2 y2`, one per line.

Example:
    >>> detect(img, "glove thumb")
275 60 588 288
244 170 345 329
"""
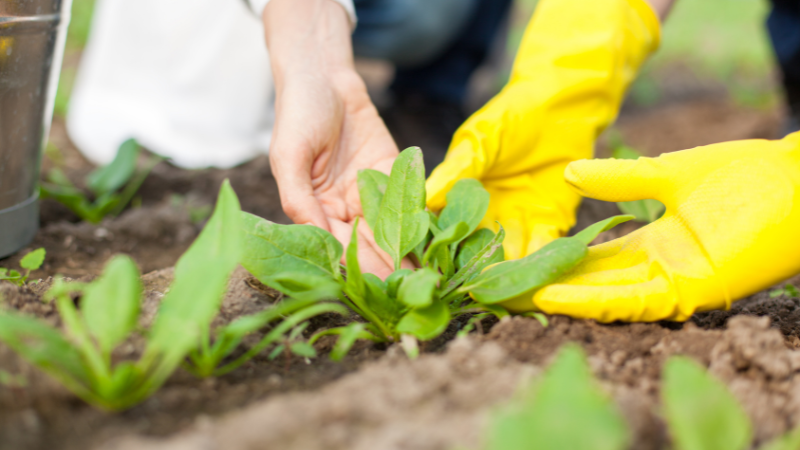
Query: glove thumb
565 157 665 203
426 139 485 211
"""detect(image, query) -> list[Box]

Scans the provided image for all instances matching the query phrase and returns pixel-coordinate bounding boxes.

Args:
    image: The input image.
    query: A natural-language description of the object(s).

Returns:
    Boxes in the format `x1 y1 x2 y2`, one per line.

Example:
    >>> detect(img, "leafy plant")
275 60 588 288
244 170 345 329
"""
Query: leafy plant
769 284 800 299
0 181 241 410
40 139 162 223
0 248 46 286
485 344 628 450
610 138 665 223
241 147 633 359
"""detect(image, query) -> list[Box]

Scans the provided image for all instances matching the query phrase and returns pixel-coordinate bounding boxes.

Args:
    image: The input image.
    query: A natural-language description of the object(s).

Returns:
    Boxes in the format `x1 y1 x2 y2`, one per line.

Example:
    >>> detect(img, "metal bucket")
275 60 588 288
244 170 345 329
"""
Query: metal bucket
0 0 71 258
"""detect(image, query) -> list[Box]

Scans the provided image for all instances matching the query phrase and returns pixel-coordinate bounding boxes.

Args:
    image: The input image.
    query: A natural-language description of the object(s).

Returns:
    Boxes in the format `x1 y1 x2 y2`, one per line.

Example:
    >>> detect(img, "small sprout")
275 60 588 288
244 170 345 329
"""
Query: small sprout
0 248 46 286
770 284 800 298
40 139 163 223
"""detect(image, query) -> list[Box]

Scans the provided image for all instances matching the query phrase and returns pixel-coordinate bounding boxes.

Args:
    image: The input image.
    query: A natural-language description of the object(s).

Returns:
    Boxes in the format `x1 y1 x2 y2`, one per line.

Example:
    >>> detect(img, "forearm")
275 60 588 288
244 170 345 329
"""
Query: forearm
262 0 355 89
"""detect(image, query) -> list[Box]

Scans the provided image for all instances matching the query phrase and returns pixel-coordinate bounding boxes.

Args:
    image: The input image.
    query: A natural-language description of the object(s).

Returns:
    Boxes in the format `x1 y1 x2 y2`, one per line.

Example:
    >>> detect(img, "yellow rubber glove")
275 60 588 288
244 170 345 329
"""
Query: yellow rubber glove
425 0 660 260
523 132 800 322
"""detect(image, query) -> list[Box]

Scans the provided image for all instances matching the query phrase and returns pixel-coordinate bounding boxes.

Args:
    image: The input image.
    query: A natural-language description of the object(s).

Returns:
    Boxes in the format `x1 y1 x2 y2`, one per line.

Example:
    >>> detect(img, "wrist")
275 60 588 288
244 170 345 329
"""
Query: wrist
263 0 354 88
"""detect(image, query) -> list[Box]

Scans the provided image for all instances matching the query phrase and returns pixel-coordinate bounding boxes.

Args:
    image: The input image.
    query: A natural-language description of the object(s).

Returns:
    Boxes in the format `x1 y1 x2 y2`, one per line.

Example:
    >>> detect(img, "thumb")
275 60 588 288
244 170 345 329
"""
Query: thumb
269 146 331 232
426 139 485 211
565 157 666 203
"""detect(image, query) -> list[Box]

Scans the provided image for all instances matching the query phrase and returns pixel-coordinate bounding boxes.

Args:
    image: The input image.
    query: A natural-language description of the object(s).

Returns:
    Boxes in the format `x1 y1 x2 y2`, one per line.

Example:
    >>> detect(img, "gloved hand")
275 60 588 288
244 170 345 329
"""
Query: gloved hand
425 0 660 260
524 132 800 322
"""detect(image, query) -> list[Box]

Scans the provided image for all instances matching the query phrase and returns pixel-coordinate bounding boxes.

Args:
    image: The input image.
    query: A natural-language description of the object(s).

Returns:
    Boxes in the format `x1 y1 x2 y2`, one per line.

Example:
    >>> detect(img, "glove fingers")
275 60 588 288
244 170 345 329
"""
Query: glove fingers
426 139 485 211
565 157 666 203
533 275 680 322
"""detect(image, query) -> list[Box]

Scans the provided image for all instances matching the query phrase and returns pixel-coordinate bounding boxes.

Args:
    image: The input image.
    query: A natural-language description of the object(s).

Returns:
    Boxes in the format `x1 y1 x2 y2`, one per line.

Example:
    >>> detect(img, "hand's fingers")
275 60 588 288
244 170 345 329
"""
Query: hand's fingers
532 276 684 322
269 141 331 231
426 139 483 211
565 157 667 204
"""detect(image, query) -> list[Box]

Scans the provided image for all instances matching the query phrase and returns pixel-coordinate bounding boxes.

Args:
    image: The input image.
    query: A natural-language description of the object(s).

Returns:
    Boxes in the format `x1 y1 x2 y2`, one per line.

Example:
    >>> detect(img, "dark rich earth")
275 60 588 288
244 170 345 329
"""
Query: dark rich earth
0 98 797 450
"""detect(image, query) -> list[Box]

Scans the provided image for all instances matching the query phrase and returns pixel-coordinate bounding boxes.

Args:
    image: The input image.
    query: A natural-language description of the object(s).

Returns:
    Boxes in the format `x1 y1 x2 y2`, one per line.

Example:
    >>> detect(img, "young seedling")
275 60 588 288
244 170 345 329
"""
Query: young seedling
0 181 241 410
769 284 800 299
609 135 665 223
485 344 628 450
0 248 46 286
40 139 162 224
241 147 633 359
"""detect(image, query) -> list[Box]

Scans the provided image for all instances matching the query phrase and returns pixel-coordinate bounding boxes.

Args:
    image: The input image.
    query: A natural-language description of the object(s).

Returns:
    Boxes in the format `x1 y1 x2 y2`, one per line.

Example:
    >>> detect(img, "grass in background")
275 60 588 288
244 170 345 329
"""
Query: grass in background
54 0 96 118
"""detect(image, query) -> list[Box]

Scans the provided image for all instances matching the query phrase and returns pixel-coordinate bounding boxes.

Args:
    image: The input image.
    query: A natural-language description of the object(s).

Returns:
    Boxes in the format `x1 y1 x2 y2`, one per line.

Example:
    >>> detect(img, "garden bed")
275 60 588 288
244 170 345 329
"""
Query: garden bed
0 97 796 450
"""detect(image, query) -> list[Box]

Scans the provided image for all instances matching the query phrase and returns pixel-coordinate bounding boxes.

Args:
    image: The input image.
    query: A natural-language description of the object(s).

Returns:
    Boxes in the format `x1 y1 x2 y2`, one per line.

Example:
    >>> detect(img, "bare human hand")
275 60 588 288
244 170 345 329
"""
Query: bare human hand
263 0 410 278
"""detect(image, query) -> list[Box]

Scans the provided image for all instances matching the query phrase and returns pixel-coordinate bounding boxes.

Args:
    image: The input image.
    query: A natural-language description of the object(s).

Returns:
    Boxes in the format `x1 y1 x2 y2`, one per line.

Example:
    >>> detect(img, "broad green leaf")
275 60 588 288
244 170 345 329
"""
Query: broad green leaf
487 344 628 450
87 139 140 195
331 323 366 361
397 268 441 309
618 199 665 223
411 230 432 263
464 238 586 304
262 272 342 302
572 215 634 245
145 180 243 368
422 221 470 266
20 248 46 271
241 211 343 281
760 427 800 450
443 228 506 299
374 147 430 270
663 356 751 450
363 273 405 325
437 179 490 245
290 342 317 358
386 269 414 298
395 299 450 341
81 255 142 356
357 169 389 230
0 313 90 387
455 229 503 270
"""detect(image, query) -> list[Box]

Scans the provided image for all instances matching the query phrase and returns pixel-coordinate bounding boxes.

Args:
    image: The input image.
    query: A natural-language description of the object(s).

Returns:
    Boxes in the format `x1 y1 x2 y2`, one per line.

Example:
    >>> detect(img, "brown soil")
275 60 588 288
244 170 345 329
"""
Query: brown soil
0 97 797 450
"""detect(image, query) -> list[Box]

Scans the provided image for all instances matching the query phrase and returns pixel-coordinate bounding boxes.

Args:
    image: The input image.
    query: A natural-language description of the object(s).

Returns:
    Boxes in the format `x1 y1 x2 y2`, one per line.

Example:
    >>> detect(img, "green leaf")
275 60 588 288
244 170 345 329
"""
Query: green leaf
262 272 342 302
87 139 141 195
422 222 470 266
464 238 586 305
572 215 634 245
386 268 414 299
617 199 665 223
357 169 389 230
759 427 800 450
145 180 243 370
786 284 800 298
611 144 641 160
395 299 450 341
374 147 430 270
330 323 366 361
437 179 490 245
363 273 406 325
487 344 628 450
81 255 142 357
455 229 503 270
20 248 46 271
219 297 319 341
268 345 285 360
0 313 90 389
397 268 441 309
240 212 343 281
662 356 752 450
290 342 317 358
344 218 366 301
